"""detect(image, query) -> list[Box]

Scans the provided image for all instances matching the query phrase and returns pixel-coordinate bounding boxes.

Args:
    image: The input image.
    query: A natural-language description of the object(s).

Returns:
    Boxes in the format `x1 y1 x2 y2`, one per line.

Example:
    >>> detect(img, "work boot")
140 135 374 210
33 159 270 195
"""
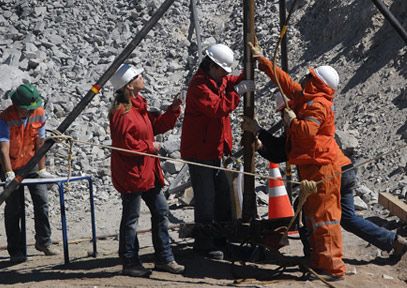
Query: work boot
155 260 185 274
35 244 60 256
10 252 27 264
393 235 407 258
122 263 152 278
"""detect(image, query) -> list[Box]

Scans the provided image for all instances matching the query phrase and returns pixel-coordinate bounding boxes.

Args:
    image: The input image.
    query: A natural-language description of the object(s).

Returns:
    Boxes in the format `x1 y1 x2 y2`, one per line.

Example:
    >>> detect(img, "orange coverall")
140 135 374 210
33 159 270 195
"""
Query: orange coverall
257 56 345 277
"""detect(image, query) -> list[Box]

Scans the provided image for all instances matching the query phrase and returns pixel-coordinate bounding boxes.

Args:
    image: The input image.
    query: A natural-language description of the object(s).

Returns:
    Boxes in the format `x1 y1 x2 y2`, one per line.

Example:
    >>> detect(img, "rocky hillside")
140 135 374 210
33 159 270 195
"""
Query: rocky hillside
0 0 406 211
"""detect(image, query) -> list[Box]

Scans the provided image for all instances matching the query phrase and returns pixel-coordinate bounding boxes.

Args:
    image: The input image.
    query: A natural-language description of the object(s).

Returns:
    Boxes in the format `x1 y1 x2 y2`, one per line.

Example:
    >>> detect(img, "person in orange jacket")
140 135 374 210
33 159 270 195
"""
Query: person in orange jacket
248 40 345 280
109 64 184 277
243 115 407 264
180 43 254 260
0 83 59 263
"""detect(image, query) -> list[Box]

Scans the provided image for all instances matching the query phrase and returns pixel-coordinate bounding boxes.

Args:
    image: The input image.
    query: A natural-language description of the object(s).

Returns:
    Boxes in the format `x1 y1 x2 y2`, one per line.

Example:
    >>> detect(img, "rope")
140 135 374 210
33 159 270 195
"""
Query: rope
46 131 407 189
46 131 301 185
304 266 339 288
46 130 74 191
268 0 301 224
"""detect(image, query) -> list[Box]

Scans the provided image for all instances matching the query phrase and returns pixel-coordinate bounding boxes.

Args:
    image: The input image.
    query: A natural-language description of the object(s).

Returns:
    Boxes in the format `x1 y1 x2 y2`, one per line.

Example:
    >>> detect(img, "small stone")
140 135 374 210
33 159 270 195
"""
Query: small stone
354 196 368 210
382 274 394 280
346 265 357 275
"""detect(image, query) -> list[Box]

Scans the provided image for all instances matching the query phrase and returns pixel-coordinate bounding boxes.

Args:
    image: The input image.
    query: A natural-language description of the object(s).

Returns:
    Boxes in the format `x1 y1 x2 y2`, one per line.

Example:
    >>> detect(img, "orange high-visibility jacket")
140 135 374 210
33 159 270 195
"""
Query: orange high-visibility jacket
258 56 338 165
0 105 45 170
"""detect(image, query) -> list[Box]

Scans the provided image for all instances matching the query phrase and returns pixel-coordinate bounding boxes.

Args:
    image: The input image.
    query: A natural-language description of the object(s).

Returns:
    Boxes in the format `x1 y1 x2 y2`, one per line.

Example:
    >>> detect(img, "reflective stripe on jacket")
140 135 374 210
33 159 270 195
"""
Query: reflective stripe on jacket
180 68 242 160
0 105 45 170
109 95 180 193
258 56 338 165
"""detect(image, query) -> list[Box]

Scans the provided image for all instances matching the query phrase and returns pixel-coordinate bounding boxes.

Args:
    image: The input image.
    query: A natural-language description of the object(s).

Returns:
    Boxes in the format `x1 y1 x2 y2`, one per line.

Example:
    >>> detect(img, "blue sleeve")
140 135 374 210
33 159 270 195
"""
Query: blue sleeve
38 125 46 139
0 119 10 142
37 111 47 139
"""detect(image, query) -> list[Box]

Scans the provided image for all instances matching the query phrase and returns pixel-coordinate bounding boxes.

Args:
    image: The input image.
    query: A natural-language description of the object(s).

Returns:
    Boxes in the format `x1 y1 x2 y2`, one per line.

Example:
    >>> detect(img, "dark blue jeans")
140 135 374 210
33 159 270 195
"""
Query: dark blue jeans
340 168 396 252
300 167 397 256
5 175 51 257
119 186 174 265
188 159 231 251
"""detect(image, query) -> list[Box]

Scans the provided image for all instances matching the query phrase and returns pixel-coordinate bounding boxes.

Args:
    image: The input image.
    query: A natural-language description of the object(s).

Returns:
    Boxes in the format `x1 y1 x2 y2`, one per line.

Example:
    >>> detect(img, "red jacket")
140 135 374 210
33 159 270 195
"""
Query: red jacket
109 94 180 193
0 105 45 170
258 56 338 165
180 68 242 160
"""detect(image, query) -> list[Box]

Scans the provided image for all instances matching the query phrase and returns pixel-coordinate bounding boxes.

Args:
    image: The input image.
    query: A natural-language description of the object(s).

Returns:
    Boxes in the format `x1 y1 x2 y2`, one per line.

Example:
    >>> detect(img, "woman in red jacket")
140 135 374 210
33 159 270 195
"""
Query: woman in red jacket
180 44 254 260
109 64 184 277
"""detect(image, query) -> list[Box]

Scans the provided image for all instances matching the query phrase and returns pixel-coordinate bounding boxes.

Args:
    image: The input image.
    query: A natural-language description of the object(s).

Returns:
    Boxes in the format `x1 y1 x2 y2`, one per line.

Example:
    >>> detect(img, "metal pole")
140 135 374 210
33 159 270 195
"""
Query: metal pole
278 0 294 202
0 0 177 205
190 0 203 62
278 0 288 71
242 0 257 222
371 0 407 44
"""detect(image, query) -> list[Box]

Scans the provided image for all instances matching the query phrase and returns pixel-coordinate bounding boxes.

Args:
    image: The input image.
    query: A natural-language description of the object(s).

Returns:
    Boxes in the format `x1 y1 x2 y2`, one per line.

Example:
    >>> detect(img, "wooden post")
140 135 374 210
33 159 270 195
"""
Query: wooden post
242 0 257 222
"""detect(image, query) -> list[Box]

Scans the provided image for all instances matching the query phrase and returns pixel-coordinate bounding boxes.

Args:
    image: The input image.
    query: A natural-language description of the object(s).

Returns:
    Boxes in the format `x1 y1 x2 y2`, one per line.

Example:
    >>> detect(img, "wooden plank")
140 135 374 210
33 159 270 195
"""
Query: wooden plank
378 192 407 223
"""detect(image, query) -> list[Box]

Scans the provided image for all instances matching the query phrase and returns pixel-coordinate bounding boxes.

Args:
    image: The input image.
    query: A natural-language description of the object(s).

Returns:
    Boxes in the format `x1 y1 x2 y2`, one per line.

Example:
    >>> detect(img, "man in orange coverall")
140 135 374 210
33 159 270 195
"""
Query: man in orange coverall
249 40 345 280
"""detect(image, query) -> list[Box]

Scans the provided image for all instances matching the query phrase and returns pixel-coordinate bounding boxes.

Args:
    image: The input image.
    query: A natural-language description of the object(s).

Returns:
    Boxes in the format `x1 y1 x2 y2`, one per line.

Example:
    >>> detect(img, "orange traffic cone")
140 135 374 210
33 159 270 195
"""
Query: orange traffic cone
267 162 294 219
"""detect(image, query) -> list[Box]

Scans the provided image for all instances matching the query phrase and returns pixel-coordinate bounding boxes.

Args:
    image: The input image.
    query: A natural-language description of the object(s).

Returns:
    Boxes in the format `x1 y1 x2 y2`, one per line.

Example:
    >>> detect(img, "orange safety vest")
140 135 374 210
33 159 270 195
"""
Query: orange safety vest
0 105 45 170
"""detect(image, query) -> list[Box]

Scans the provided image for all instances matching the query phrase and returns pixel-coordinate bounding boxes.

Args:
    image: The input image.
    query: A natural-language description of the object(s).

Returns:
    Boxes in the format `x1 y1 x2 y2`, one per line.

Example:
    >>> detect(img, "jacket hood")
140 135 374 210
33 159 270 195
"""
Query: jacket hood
301 67 335 102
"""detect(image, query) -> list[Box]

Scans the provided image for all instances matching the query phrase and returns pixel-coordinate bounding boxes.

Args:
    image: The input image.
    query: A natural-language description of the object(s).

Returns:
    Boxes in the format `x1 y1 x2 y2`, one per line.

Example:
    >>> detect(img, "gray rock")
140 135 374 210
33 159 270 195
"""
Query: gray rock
354 196 368 211
3 50 22 67
335 130 359 154
0 64 32 94
161 140 180 155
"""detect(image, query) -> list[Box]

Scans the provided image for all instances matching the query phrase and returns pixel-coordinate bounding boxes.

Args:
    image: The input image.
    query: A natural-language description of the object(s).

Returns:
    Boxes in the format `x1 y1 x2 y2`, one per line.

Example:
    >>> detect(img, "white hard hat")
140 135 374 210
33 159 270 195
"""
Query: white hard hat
110 63 144 91
205 43 234 73
314 65 339 90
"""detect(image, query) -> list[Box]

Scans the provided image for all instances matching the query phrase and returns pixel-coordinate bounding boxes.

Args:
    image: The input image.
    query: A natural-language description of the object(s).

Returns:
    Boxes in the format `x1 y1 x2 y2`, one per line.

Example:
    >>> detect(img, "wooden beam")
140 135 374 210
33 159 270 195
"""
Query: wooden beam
378 192 407 223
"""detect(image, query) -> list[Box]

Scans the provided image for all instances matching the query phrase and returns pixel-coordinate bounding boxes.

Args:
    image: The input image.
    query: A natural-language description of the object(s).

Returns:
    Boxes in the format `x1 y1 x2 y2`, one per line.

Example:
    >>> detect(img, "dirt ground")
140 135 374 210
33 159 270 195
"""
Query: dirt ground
1 205 407 288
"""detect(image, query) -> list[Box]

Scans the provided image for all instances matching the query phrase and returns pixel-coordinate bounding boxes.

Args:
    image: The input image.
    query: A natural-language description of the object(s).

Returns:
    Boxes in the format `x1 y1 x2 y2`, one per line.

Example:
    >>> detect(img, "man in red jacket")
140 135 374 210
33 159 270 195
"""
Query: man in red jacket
109 64 184 277
180 43 254 260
